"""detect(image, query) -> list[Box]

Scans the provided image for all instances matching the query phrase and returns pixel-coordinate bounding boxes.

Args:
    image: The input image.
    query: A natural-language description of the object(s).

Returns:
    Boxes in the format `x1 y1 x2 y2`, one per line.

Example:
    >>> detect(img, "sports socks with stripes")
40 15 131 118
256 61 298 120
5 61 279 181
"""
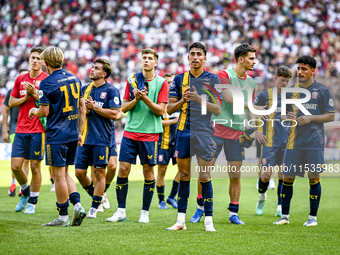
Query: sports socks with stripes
277 179 283 206
116 177 128 209
169 180 179 199
309 181 321 216
282 181 293 215
83 181 94 197
201 180 213 217
142 179 155 211
177 180 190 213
258 177 269 194
157 185 165 203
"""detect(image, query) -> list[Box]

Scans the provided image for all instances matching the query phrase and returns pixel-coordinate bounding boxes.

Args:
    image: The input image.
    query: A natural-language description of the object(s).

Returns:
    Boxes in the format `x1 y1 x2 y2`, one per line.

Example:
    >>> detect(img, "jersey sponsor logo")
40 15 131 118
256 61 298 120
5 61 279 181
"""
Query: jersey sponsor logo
262 158 267 165
35 80 41 87
174 151 179 157
170 81 175 89
57 76 76 83
100 92 107 99
38 90 43 99
312 92 318 99
159 155 163 162
302 103 317 110
95 101 104 108
329 98 334 107
19 90 27 96
99 155 105 160
34 151 40 156
114 96 119 105
147 155 153 160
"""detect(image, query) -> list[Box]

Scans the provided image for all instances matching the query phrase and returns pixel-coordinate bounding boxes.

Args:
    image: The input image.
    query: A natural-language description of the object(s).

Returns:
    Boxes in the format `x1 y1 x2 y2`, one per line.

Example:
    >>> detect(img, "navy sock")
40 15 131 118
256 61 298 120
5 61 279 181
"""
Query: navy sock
50 178 54 184
142 180 155 211
228 203 239 213
105 183 110 192
258 177 269 194
22 185 30 197
69 192 81 206
157 185 165 203
116 177 128 209
56 200 69 216
83 181 94 198
282 181 293 215
309 181 321 216
169 181 179 199
277 180 283 206
91 195 102 209
178 180 190 213
197 195 203 206
28 196 38 204
201 180 213 216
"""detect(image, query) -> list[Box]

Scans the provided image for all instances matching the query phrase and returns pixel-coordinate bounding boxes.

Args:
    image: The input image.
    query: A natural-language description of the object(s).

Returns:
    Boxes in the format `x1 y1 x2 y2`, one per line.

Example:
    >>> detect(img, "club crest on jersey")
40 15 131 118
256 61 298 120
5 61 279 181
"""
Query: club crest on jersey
312 92 318 99
203 85 209 90
262 158 267 165
114 96 119 105
159 155 163 162
174 151 179 158
100 92 107 99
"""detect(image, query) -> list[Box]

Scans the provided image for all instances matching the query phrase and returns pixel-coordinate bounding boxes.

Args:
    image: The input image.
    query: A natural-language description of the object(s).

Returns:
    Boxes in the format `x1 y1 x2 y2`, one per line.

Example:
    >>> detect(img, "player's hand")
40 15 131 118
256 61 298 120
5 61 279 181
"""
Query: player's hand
85 96 95 110
171 117 179 124
182 87 190 102
297 115 312 125
78 134 83 146
28 107 37 119
140 88 149 101
133 89 143 101
190 86 201 103
286 111 296 120
24 81 36 96
255 130 267 144
2 131 9 143
253 105 269 119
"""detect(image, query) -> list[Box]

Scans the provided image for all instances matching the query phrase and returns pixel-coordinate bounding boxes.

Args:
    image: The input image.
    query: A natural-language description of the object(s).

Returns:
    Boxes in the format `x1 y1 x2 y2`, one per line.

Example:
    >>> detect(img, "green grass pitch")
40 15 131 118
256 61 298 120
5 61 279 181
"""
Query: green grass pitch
0 160 339 254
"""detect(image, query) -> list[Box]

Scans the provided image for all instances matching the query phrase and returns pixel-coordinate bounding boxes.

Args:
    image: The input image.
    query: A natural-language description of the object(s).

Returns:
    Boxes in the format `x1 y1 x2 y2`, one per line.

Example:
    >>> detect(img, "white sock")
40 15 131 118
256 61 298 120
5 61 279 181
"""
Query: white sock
27 203 36 208
74 202 81 212
118 208 126 214
277 205 282 210
59 215 69 221
197 205 204 210
229 212 237 218
30 191 39 197
282 214 289 219
309 215 317 220
259 193 267 200
205 216 213 225
141 210 149 215
11 177 16 185
177 212 186 223
20 182 29 191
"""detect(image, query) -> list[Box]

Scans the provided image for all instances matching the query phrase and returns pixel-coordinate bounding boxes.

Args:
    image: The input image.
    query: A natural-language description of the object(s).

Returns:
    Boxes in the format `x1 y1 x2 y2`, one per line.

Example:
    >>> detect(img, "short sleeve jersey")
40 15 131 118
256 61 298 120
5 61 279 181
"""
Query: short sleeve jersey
82 82 121 147
286 81 335 150
39 69 83 144
169 70 221 135
4 89 19 135
254 89 290 148
11 72 49 133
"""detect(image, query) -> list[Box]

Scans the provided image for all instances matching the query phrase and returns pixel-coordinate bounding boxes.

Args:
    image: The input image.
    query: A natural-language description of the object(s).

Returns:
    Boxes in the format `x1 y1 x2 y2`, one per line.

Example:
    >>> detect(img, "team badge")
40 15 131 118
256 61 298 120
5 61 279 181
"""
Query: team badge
262 158 267 165
312 92 318 99
114 96 119 105
329 99 334 107
174 151 179 158
100 92 107 99
203 85 209 90
159 155 163 162
38 90 43 99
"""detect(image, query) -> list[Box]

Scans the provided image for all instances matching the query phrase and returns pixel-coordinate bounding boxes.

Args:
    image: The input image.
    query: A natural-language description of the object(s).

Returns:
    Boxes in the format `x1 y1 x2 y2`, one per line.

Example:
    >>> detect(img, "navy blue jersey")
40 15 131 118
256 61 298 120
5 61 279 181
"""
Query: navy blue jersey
169 70 221 135
39 69 83 144
286 81 335 150
82 82 121 147
255 88 290 148
159 111 180 149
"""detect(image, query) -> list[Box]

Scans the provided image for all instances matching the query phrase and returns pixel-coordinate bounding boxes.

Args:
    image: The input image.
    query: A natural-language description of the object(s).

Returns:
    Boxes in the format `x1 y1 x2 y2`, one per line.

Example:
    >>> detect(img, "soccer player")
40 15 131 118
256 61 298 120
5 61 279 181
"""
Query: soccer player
9 47 49 214
274 56 335 226
254 66 294 217
29 46 86 226
166 42 221 231
106 48 168 224
3 69 29 197
75 58 121 219
156 73 180 209
194 44 264 225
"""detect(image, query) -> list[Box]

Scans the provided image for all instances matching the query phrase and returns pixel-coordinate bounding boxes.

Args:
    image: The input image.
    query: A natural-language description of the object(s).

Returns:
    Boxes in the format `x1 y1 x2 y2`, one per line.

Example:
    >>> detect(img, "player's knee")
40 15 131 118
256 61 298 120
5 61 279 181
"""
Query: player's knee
107 163 116 173
261 177 270 183
283 177 294 184
229 178 240 185
118 165 130 177
75 169 86 180
309 178 319 184
157 166 167 177
11 163 21 172
179 170 190 180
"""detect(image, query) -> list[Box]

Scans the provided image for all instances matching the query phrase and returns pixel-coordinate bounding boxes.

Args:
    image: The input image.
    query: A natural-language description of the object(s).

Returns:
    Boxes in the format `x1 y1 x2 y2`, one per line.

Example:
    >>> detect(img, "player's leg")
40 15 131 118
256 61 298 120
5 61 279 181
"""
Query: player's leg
276 167 284 217
49 166 55 192
8 133 17 197
167 170 179 208
24 159 42 213
107 137 136 223
102 155 118 210
75 145 93 198
156 164 168 209
18 160 30 197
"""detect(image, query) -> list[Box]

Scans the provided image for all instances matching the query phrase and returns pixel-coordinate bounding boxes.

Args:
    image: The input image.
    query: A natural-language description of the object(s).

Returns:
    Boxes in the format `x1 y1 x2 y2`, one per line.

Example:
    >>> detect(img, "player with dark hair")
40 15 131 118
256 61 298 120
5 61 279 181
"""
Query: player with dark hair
75 58 121 219
29 46 86 226
156 73 180 209
106 48 168 224
3 69 29 197
9 47 49 214
254 66 294 217
166 42 221 231
274 56 335 226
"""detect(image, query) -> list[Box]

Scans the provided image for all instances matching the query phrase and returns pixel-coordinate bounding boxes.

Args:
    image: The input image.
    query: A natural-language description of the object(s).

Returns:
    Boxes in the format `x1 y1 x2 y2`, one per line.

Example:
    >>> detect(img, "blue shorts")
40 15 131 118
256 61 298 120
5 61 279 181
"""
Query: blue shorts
76 144 110 170
119 136 157 166
157 145 177 165
213 136 245 161
46 141 78 167
282 149 325 177
261 146 285 167
110 142 118 157
175 130 216 162
12 133 45 160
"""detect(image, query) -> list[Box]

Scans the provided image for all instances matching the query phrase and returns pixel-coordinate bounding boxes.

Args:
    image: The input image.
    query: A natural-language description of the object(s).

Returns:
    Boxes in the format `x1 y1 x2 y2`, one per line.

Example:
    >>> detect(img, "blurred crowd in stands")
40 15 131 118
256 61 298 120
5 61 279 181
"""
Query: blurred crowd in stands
0 0 339 142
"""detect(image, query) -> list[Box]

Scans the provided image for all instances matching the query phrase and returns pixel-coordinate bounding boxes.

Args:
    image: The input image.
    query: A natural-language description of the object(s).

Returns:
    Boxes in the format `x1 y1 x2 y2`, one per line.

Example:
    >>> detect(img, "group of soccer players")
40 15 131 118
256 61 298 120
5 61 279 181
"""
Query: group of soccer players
5 41 334 229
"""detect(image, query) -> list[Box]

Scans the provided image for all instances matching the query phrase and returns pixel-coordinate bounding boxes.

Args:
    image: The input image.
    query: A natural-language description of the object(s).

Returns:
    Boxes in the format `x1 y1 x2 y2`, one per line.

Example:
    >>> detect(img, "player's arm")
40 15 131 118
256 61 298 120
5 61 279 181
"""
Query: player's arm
2 105 10 143
8 94 31 108
23 81 39 101
162 117 179 127
78 97 86 146
139 92 166 116
29 105 49 118
190 86 221 116
85 97 118 120
297 112 334 126
115 108 123 120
